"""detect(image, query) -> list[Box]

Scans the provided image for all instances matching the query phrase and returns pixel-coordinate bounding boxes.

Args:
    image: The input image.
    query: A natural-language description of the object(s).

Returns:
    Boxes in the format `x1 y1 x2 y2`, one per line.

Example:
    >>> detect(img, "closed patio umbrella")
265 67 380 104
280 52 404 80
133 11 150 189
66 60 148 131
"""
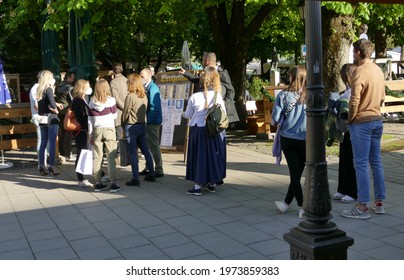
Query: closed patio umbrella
0 58 11 105
181 41 192 70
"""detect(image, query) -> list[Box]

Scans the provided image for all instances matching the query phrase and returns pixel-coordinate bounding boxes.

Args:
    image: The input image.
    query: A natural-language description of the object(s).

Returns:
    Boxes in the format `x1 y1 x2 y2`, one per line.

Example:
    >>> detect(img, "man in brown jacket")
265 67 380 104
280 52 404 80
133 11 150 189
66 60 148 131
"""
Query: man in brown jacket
341 39 386 220
110 63 128 142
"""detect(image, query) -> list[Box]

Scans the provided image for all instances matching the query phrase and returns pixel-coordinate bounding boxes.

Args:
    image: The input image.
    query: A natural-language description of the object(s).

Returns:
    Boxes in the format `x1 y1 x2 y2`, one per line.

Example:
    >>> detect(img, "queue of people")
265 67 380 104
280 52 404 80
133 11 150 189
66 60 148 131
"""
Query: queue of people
29 42 386 221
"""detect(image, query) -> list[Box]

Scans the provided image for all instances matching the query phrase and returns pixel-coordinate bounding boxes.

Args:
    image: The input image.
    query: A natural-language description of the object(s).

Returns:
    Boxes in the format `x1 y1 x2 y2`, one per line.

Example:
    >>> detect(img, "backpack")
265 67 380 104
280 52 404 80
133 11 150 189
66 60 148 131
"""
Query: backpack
205 91 229 136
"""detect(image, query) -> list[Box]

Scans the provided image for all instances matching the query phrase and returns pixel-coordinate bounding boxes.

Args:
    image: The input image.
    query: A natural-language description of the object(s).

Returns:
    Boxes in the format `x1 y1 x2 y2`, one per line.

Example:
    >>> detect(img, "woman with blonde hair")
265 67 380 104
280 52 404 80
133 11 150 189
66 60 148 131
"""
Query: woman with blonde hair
88 78 119 192
37 70 63 175
122 73 156 186
272 66 307 218
71 79 93 187
182 66 226 195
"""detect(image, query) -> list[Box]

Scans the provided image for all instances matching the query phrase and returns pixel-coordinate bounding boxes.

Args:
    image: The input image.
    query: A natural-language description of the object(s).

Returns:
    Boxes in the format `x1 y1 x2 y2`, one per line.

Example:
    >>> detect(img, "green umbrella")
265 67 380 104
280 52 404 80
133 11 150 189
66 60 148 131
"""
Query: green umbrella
68 11 97 83
41 1 60 79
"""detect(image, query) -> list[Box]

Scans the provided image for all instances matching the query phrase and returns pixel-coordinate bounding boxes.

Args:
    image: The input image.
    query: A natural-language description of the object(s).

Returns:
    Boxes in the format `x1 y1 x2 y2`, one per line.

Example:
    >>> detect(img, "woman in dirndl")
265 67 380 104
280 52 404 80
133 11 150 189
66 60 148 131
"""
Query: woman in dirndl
182 66 226 196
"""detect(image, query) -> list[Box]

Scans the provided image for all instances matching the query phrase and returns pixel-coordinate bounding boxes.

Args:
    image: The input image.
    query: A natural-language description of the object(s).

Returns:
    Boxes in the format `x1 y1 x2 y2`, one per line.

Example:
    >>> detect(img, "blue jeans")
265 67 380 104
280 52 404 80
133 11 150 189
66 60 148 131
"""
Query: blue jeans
350 120 385 204
125 124 155 180
39 124 59 167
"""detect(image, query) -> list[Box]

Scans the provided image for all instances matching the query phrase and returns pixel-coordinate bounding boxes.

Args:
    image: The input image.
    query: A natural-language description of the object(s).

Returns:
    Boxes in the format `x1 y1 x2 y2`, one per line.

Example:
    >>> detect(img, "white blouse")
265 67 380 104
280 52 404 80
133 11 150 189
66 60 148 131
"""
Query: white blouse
183 90 226 127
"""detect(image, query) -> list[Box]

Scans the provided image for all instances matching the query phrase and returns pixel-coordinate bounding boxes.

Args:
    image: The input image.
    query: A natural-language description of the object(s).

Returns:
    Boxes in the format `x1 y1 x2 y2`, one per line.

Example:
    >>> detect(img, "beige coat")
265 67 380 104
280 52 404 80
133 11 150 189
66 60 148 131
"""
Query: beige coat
110 74 128 127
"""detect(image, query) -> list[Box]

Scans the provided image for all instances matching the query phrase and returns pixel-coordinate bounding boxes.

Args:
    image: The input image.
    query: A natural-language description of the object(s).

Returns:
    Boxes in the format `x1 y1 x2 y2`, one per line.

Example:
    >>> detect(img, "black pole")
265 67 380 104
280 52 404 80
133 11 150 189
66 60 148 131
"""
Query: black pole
283 0 354 259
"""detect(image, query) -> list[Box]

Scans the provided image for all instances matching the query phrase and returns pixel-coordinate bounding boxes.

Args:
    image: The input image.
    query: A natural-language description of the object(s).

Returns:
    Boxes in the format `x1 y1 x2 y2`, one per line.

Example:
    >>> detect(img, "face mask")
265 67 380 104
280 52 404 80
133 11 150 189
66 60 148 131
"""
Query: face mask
85 87 93 95
50 78 56 86
141 78 147 86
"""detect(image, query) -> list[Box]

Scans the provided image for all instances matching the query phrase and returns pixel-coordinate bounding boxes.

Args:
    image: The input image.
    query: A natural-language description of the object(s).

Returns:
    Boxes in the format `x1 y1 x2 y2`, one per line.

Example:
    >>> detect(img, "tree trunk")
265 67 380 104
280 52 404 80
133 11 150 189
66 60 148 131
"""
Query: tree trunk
322 9 353 94
375 27 388 58
205 1 275 129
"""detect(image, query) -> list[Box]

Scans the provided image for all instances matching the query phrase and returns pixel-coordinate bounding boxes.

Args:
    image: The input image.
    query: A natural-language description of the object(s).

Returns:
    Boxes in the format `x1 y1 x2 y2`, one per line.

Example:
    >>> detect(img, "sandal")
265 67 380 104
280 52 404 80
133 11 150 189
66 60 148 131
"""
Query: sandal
341 195 356 203
332 192 344 200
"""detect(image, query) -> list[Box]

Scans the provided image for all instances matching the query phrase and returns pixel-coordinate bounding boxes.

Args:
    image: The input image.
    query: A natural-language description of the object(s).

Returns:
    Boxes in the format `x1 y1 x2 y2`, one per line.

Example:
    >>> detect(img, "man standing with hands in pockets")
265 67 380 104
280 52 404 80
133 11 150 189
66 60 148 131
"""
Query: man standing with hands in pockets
139 68 164 178
341 39 386 220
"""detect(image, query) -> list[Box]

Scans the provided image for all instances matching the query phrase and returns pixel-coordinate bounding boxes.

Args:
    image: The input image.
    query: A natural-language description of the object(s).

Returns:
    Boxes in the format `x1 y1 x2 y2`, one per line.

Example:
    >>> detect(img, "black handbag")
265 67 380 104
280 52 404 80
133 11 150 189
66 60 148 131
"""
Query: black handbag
205 92 229 136
119 138 130 166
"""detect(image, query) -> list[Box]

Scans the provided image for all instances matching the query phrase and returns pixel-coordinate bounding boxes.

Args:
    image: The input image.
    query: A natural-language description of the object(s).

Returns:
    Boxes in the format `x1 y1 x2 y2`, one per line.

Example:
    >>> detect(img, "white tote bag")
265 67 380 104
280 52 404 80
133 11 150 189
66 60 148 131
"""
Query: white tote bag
75 148 93 175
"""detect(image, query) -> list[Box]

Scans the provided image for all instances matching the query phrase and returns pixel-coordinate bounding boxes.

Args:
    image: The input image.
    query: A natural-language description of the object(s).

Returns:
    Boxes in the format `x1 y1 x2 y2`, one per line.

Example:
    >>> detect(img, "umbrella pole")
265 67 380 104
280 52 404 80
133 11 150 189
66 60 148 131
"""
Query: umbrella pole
0 135 13 169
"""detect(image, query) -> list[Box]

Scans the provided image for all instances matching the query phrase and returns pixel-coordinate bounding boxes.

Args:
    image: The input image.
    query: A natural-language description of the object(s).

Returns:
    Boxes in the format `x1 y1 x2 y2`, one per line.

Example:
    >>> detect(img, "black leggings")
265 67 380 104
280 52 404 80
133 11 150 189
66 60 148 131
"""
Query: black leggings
280 136 306 207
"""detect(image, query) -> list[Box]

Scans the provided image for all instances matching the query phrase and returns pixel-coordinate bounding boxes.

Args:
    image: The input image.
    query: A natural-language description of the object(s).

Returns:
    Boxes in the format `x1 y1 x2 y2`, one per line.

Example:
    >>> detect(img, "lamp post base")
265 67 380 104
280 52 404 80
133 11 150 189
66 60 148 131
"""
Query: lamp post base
284 226 354 260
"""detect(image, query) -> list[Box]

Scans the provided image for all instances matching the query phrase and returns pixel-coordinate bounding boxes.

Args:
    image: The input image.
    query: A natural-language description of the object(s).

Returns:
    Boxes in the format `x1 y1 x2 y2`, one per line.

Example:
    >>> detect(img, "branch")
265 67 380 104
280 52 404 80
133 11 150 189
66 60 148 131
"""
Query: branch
245 3 276 37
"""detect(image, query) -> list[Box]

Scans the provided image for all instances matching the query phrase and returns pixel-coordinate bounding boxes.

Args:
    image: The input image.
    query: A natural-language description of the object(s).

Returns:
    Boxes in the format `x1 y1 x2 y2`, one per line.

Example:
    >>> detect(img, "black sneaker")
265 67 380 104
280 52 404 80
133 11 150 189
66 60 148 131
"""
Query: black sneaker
155 173 164 178
207 186 216 193
187 187 202 196
125 180 140 186
138 170 148 176
201 183 210 189
144 174 156 182
94 183 108 192
110 183 121 193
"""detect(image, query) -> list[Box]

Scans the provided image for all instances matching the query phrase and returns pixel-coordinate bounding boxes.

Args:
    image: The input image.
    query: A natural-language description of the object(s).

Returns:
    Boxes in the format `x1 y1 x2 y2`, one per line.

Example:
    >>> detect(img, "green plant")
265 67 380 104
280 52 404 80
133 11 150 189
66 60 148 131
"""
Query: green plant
246 76 270 101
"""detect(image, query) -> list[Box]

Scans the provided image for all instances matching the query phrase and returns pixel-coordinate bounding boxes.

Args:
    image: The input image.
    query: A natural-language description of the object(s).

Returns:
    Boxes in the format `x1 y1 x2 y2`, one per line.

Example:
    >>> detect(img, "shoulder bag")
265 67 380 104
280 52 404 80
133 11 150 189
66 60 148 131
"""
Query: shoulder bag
205 91 229 137
64 107 81 132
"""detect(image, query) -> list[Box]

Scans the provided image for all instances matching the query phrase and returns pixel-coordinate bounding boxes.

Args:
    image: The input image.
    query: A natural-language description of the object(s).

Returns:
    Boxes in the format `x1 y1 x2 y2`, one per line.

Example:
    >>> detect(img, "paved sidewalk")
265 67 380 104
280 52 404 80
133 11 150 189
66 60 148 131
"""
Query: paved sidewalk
0 144 403 260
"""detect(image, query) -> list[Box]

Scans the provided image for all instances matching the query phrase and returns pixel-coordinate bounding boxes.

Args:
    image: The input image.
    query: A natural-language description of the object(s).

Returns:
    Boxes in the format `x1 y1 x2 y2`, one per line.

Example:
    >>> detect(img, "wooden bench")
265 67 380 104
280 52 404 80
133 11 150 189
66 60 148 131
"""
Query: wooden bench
0 104 37 150
381 80 404 114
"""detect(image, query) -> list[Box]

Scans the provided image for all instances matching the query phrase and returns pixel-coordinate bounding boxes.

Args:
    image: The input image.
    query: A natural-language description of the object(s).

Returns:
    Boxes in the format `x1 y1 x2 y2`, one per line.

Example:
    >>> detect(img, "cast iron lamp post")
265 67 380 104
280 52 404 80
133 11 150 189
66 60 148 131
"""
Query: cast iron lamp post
283 0 354 259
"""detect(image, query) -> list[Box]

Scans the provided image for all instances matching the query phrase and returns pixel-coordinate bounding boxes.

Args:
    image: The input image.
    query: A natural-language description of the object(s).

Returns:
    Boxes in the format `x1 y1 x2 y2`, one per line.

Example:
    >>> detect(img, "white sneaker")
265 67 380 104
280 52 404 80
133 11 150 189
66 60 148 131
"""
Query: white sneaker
274 201 288 213
332 192 344 200
299 208 305 219
78 180 93 188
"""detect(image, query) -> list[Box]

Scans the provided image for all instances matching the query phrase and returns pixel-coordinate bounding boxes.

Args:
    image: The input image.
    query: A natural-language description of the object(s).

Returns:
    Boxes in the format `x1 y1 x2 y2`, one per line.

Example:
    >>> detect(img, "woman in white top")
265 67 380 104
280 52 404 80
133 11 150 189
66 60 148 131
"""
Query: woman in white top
183 66 226 196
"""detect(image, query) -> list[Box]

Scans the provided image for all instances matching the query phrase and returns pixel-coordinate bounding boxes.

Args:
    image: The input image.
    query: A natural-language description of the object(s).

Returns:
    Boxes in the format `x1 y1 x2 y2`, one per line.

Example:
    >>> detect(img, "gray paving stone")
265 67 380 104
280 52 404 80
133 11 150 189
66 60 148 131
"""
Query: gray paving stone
225 250 268 260
0 238 30 253
30 236 70 253
191 231 251 258
34 247 78 260
63 227 101 241
79 206 120 223
109 234 150 250
214 221 255 235
0 230 26 242
70 236 111 252
137 224 177 238
164 215 200 227
175 222 216 236
161 242 208 259
120 244 167 260
150 232 192 249
75 245 122 260
196 213 237 226
25 228 63 242
0 249 35 260
248 239 289 256
229 230 274 245
92 219 138 239
153 208 188 219
363 244 404 260
221 206 256 217
379 233 404 249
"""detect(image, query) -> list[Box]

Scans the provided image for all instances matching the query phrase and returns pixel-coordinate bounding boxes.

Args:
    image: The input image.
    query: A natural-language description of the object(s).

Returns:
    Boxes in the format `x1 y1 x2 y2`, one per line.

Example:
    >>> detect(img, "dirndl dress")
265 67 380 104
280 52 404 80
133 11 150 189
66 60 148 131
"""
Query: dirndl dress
186 125 226 185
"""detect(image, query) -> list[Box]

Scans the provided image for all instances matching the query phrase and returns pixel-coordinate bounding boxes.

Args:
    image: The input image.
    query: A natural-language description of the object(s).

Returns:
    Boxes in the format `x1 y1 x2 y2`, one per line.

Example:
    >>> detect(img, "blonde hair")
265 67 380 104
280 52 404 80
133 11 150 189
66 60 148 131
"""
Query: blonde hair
36 70 53 100
72 79 89 100
127 73 146 98
200 66 221 109
93 78 111 104
288 66 307 104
